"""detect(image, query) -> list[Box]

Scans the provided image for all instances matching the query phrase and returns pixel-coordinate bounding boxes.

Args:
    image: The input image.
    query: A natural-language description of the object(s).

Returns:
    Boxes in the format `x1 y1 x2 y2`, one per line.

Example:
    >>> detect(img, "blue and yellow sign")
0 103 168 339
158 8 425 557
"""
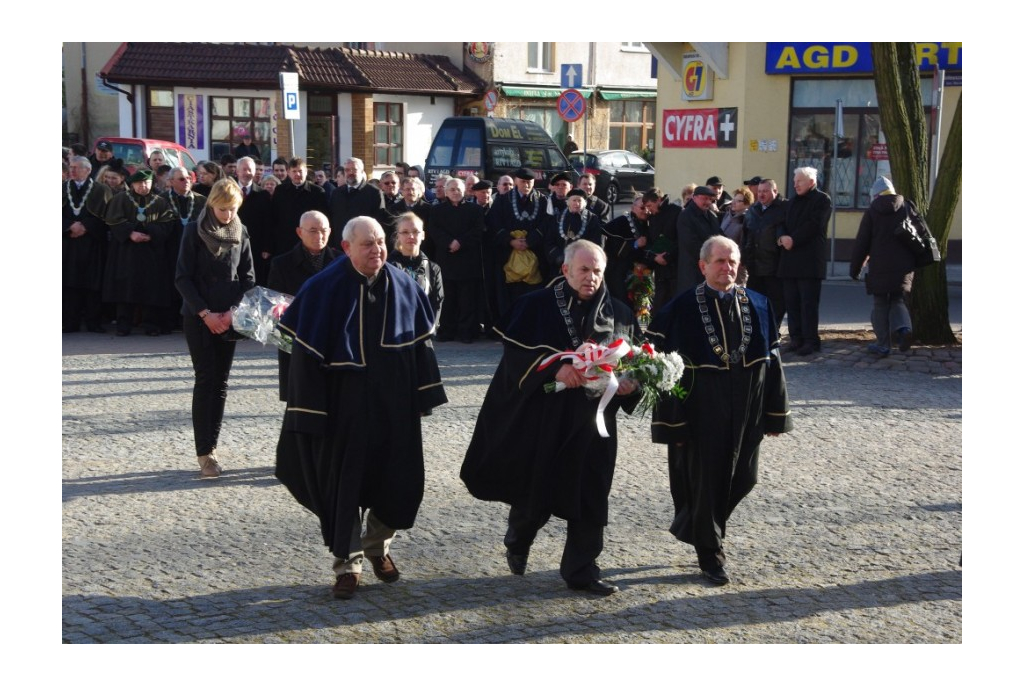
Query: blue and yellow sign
765 42 962 74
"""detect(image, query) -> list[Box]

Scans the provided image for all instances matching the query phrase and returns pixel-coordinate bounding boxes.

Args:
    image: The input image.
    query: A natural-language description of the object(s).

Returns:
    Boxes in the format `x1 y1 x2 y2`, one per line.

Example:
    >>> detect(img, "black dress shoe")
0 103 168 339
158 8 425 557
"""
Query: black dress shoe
506 551 528 575
569 579 619 596
701 567 730 585
795 343 815 356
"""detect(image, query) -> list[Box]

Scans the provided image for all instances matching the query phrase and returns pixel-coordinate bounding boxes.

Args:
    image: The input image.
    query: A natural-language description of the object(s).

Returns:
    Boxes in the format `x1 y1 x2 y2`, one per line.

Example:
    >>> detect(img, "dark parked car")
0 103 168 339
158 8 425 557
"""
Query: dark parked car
569 149 655 204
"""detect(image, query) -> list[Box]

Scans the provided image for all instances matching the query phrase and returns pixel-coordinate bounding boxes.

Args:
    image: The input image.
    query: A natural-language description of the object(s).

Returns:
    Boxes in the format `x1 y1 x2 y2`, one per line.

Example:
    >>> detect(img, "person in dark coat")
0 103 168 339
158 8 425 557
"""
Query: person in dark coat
103 169 176 336
233 132 260 160
543 188 604 271
743 179 788 328
390 176 435 259
675 185 723 291
329 157 387 249
175 179 255 478
647 235 792 586
236 156 274 286
271 157 329 257
387 211 443 324
88 141 119 180
461 240 640 596
275 216 447 600
63 156 112 332
430 178 485 342
492 168 548 316
642 189 681 315
777 166 832 356
602 196 650 305
849 176 917 355
578 173 611 223
267 210 340 401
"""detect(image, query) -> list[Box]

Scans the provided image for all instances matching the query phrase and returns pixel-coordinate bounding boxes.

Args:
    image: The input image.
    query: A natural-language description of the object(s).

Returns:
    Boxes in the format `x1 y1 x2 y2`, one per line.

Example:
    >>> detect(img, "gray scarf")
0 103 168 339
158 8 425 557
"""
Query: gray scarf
197 206 243 257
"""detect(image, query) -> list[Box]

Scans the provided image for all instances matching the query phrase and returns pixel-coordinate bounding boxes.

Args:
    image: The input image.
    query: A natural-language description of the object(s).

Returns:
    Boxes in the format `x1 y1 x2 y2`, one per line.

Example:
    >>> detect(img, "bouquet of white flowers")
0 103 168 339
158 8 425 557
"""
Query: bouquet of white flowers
617 342 689 417
231 286 294 353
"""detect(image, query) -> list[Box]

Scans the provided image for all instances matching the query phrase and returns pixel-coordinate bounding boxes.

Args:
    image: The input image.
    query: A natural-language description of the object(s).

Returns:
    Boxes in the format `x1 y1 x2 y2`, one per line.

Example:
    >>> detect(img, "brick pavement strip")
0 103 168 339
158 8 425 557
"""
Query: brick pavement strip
62 335 961 644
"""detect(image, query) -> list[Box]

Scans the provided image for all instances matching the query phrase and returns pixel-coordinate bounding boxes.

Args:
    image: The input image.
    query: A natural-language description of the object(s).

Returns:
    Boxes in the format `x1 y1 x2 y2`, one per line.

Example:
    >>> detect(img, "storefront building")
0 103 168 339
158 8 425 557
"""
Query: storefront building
95 42 485 176
646 42 962 262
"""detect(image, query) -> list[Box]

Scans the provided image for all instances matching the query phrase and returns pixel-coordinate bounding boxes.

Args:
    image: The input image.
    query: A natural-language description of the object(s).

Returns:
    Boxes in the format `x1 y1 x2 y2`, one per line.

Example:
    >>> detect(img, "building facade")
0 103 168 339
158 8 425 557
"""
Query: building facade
646 42 962 262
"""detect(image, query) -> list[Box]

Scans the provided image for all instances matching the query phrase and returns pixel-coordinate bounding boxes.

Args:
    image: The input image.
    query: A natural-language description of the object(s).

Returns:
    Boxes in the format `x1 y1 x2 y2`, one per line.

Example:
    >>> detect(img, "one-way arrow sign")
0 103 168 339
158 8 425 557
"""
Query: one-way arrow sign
561 64 583 89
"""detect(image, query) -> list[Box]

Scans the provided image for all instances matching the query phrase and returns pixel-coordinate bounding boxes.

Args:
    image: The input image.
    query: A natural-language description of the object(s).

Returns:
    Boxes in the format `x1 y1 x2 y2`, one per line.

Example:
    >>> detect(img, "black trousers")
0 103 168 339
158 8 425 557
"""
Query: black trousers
746 274 786 328
62 286 103 332
504 505 604 586
782 277 822 347
440 278 482 341
183 314 237 456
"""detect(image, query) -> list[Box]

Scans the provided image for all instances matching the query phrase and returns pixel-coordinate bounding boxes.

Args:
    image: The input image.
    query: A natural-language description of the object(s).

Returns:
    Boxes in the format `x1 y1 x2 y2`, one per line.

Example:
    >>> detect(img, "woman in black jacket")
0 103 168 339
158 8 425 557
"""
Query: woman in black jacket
175 179 255 477
849 176 916 356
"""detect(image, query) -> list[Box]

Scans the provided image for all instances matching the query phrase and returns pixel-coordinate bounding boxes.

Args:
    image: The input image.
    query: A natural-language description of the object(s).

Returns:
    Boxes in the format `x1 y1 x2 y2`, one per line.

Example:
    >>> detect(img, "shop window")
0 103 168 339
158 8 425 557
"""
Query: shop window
528 43 553 72
210 96 272 163
608 99 654 154
787 78 931 209
373 103 403 167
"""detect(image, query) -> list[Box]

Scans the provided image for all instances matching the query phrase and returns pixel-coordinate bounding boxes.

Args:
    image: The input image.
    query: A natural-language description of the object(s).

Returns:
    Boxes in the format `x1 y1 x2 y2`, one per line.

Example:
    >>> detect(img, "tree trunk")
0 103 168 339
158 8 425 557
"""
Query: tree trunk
872 43 960 344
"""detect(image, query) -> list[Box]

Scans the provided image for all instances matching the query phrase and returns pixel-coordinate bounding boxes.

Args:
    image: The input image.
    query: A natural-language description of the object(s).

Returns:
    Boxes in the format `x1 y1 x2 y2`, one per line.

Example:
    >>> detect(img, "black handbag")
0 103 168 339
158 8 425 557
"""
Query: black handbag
896 200 941 268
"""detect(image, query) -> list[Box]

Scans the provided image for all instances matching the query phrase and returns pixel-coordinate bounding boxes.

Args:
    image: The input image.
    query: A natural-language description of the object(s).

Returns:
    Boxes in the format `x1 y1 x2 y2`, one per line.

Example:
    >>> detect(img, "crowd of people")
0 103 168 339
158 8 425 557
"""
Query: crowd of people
66 136 927 599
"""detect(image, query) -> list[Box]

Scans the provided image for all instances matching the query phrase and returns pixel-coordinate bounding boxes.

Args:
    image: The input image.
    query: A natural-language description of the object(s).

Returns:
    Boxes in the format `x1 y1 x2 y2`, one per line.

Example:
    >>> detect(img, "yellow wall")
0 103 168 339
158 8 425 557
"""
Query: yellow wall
653 42 962 254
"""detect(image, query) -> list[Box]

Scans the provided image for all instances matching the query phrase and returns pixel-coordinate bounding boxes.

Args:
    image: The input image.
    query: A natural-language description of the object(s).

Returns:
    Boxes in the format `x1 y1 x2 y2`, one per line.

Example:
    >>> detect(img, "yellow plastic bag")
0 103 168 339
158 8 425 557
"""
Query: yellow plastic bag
504 231 542 284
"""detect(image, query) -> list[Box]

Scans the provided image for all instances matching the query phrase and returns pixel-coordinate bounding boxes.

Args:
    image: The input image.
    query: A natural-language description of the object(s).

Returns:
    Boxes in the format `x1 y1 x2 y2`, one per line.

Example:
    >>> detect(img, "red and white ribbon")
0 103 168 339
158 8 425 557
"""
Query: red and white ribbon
538 339 631 438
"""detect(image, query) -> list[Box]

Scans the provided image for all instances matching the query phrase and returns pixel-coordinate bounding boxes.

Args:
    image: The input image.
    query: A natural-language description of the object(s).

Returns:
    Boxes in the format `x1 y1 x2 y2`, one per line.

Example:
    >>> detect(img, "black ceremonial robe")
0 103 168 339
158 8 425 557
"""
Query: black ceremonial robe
646 284 792 558
102 190 176 307
275 259 447 558
63 179 111 290
461 278 639 526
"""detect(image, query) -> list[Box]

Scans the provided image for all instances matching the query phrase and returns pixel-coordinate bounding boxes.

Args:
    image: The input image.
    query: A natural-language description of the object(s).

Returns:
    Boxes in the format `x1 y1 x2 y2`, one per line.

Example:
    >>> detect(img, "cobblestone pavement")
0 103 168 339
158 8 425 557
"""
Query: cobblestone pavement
62 333 961 644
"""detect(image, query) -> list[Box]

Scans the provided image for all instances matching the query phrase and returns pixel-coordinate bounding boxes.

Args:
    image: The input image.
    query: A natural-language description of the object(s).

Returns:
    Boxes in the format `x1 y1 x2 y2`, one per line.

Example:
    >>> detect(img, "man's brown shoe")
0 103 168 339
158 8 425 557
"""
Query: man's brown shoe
332 573 360 599
368 554 401 583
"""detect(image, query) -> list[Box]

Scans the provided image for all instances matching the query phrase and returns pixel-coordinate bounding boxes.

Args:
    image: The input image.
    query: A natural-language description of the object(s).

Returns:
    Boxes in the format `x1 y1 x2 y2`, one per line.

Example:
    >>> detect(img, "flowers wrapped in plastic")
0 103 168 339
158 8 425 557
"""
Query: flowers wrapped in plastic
231 286 294 353
537 339 689 437
625 262 654 325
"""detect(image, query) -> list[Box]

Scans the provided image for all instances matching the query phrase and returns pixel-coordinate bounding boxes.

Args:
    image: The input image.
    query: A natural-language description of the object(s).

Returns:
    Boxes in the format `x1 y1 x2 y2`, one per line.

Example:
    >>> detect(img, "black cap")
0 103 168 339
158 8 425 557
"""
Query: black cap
743 176 763 185
472 180 494 191
567 188 587 198
513 168 535 180
693 185 716 197
550 172 572 185
96 141 113 152
705 176 723 187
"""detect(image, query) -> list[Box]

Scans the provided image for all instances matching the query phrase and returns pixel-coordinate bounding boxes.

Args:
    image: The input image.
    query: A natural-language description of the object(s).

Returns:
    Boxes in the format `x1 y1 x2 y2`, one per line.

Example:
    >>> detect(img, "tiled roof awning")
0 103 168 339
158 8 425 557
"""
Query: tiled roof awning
100 43 487 96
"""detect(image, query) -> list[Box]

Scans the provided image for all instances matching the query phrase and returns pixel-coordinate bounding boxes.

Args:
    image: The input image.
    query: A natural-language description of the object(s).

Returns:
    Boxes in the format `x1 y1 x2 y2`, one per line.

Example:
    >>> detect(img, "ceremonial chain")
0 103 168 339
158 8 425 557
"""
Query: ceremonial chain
66 178 94 217
511 192 541 222
557 207 590 242
696 282 752 364
626 211 642 239
167 191 195 226
554 279 582 349
126 191 162 223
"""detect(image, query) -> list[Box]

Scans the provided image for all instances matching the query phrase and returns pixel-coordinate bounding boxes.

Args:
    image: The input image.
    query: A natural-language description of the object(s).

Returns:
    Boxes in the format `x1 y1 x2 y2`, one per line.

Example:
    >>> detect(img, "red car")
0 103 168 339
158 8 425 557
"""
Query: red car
93 137 199 181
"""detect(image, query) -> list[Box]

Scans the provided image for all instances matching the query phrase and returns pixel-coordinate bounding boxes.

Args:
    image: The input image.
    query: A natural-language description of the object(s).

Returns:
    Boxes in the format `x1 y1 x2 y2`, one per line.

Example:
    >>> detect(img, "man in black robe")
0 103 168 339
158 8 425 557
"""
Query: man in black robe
461 240 640 596
103 169 175 336
646 236 793 586
491 168 548 316
63 156 112 332
430 177 485 343
328 157 387 249
642 188 681 316
276 216 447 600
